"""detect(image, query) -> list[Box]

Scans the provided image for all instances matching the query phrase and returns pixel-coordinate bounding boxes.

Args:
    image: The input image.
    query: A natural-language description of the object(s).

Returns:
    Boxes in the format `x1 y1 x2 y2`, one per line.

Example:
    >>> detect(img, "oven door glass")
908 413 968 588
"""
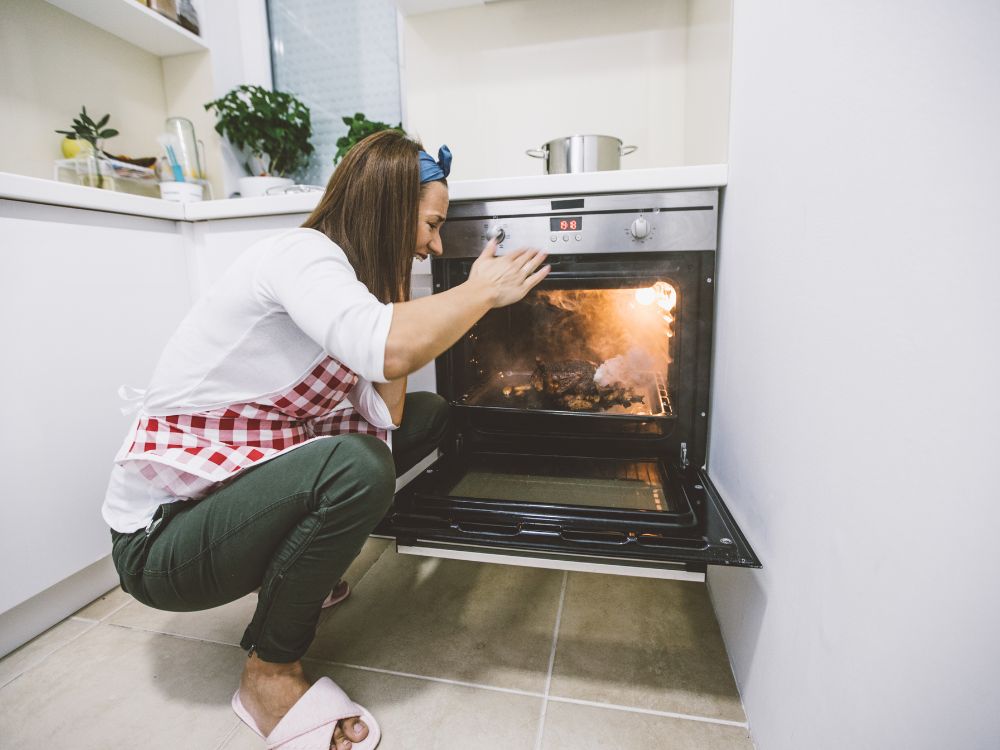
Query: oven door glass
378 453 760 571
456 281 678 422
435 252 714 463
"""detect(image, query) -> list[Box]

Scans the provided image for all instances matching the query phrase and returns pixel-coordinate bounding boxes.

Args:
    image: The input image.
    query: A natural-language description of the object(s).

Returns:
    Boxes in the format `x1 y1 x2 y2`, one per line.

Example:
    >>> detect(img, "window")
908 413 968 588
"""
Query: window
267 0 402 185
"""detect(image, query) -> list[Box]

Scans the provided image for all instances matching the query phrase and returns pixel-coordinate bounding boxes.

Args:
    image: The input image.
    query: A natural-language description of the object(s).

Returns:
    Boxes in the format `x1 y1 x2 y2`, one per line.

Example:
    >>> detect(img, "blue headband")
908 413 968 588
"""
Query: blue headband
418 145 452 183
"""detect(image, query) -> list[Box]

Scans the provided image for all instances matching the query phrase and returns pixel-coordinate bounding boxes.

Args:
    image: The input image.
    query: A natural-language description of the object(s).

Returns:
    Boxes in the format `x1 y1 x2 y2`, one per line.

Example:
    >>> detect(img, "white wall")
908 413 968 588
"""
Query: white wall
0 0 235 199
400 0 693 180
683 0 732 165
198 0 273 197
0 0 169 179
707 3 1000 748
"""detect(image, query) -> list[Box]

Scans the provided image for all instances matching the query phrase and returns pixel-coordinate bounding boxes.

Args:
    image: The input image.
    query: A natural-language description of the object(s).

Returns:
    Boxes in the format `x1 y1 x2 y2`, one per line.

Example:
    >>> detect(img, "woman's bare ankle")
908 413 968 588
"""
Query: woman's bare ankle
239 653 311 736
243 652 306 680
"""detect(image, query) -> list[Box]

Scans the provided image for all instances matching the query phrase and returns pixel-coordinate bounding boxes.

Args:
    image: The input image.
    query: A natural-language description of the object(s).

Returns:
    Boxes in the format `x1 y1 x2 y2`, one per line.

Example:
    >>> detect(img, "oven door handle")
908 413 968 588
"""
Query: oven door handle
452 521 563 539
452 521 633 547
541 267 669 282
452 521 519 537
560 530 633 546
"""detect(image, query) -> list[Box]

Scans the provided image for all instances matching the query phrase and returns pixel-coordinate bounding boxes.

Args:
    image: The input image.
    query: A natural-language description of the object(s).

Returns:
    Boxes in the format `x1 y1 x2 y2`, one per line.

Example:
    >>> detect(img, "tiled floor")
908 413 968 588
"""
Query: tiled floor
0 539 753 749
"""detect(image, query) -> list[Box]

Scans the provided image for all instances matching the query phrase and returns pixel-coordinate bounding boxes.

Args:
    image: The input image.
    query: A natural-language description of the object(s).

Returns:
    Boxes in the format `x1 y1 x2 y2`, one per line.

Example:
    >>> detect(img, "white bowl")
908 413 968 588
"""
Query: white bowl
238 176 294 198
159 181 204 202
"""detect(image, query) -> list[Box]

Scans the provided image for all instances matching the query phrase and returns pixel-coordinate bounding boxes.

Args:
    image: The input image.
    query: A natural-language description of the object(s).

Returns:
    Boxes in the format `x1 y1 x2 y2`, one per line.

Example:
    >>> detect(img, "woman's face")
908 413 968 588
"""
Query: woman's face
415 181 449 261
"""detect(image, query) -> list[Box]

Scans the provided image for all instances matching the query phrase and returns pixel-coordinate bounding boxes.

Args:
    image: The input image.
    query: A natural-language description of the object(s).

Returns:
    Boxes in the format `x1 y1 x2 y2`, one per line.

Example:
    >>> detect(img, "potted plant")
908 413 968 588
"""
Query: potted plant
335 113 405 165
55 107 119 189
204 85 314 197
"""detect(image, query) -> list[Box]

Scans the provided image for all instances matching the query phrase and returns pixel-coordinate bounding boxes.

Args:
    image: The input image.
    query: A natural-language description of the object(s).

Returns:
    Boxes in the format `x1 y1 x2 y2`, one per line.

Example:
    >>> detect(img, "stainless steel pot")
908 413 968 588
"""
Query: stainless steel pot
526 135 637 174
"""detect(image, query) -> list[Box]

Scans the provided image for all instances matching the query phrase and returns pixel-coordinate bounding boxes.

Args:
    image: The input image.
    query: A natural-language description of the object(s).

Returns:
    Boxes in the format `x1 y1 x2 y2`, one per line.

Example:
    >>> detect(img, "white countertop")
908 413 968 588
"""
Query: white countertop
0 165 727 222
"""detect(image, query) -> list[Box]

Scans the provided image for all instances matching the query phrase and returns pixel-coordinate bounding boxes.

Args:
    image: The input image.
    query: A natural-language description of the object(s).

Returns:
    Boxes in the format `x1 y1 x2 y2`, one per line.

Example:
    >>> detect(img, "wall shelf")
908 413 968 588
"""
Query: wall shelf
44 0 208 57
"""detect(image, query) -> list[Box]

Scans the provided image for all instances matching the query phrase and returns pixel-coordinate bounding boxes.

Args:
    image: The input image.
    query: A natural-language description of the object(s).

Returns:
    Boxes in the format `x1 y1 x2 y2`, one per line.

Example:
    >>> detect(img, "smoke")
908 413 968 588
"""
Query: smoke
594 348 656 388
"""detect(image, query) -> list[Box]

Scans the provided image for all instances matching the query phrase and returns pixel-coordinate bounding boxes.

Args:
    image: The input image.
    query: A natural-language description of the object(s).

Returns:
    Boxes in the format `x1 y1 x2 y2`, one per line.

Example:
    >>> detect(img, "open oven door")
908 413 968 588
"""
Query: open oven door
374 451 760 582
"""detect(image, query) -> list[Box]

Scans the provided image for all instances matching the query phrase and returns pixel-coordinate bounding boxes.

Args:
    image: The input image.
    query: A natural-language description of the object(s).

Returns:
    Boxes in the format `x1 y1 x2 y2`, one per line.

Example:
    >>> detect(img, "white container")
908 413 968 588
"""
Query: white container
239 176 293 198
159 181 204 202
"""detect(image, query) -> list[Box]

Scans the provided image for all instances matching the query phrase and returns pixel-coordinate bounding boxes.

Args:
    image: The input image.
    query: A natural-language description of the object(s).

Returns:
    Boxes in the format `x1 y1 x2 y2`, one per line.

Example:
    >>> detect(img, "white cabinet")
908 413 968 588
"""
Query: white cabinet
43 0 208 56
0 199 192 655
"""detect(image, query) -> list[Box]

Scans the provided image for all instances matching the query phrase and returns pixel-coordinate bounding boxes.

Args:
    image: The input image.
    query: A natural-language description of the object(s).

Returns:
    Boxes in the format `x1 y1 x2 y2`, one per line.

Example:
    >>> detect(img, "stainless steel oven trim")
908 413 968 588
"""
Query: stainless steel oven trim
439 189 719 257
444 189 718 220
395 539 707 582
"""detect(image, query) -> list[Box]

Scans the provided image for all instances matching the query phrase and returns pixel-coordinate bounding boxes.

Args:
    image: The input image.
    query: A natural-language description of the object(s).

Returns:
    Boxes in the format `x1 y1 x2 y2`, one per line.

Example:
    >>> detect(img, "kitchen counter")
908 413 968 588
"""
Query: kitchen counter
1 165 727 221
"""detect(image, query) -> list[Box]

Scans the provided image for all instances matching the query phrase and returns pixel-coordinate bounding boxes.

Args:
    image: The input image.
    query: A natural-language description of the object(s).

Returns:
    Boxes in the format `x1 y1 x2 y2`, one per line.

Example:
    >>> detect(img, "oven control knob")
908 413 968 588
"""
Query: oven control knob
486 225 506 244
629 216 650 240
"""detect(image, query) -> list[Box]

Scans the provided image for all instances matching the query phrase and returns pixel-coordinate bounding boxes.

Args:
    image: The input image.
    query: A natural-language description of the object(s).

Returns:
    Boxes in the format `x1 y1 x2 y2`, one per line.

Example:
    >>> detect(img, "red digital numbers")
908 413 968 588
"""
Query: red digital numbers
559 220 578 230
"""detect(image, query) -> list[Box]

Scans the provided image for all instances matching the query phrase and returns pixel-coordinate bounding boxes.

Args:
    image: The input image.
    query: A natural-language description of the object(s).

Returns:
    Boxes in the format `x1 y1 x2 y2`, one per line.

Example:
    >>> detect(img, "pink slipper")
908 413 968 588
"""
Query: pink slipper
321 580 351 609
254 580 350 610
232 676 381 749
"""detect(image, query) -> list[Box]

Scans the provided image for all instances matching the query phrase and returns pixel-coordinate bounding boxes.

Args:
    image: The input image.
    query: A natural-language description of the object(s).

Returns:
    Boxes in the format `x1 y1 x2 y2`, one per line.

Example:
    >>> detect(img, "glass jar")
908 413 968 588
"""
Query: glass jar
164 117 204 182
73 140 114 190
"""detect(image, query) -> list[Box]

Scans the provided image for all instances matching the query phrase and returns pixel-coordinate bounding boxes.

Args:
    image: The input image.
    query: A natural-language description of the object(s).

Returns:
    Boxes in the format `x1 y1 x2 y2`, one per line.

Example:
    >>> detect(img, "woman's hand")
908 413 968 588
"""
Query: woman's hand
467 239 550 308
383 240 549 379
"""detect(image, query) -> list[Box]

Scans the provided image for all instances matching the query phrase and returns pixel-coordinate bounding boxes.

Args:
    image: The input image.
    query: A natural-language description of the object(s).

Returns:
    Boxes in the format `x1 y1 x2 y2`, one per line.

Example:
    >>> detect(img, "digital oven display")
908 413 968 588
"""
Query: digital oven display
550 216 582 232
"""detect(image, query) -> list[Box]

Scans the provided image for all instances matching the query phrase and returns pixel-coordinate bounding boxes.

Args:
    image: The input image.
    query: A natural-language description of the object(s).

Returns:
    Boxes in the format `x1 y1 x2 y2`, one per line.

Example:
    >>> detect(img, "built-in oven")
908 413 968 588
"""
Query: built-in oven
377 189 759 578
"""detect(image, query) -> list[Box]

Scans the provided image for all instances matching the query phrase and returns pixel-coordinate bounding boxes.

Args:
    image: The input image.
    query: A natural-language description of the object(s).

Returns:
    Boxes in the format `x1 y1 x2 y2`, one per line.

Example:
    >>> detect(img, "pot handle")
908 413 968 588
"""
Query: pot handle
526 148 549 159
620 145 638 156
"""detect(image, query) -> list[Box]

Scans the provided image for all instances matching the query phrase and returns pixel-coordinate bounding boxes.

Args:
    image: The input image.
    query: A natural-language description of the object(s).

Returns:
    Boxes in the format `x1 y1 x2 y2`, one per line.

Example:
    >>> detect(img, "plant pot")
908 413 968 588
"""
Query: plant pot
159 181 204 202
239 176 293 198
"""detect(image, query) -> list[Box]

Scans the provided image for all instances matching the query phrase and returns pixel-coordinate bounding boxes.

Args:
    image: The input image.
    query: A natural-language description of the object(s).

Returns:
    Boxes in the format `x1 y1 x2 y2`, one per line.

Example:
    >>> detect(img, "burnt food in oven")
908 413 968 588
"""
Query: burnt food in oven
528 358 644 412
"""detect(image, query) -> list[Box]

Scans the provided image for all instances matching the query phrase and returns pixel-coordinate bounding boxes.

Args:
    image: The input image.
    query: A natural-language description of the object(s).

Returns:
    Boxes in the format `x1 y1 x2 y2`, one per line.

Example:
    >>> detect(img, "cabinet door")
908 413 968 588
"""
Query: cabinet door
0 200 192 615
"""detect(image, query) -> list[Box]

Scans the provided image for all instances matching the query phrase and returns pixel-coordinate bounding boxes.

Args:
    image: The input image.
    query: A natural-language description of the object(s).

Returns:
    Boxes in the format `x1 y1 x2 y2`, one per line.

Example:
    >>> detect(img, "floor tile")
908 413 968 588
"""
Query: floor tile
540 700 752 750
109 590 257 646
0 623 246 750
549 573 744 721
73 585 133 620
307 551 564 692
108 536 391 645
0 617 94 688
345 536 393 582
221 664 542 750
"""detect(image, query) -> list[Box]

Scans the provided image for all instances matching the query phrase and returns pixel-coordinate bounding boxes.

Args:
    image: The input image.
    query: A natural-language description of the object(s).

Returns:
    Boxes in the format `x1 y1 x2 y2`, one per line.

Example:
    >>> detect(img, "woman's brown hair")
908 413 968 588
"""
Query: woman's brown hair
302 130 424 303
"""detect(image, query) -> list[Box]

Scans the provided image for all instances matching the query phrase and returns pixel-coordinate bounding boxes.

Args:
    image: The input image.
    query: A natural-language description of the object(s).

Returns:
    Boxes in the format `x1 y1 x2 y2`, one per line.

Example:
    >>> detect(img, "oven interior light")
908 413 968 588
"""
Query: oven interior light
635 287 656 305
634 282 677 312
634 283 677 337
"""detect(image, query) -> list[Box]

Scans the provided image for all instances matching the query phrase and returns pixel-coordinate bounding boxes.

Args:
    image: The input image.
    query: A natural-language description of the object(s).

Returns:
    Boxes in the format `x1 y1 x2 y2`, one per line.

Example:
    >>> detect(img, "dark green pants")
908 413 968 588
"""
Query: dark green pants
111 392 448 663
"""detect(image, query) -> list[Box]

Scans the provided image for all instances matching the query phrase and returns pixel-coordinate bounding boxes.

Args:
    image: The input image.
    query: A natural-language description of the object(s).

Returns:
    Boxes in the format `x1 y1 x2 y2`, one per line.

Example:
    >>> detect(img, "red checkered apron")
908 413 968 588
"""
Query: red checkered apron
119 356 388 500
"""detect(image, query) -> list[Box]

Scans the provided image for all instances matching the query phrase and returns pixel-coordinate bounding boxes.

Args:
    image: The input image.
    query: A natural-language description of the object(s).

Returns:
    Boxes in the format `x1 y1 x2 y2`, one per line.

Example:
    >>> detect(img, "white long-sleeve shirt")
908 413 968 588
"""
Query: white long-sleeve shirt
102 228 396 532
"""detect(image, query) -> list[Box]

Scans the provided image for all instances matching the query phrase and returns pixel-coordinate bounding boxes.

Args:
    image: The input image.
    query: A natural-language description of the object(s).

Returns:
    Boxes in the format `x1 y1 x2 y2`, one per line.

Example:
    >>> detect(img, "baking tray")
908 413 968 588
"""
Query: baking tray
457 369 674 422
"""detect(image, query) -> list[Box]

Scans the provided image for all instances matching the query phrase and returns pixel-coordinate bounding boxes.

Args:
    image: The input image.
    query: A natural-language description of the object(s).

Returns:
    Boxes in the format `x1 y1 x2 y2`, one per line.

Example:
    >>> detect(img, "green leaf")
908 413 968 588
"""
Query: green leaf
96 113 110 129
203 84 314 177
100 129 118 138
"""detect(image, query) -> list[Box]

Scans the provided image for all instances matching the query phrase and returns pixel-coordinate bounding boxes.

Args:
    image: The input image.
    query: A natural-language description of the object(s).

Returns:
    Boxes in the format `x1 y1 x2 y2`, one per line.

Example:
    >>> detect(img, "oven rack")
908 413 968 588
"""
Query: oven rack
459 369 674 421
